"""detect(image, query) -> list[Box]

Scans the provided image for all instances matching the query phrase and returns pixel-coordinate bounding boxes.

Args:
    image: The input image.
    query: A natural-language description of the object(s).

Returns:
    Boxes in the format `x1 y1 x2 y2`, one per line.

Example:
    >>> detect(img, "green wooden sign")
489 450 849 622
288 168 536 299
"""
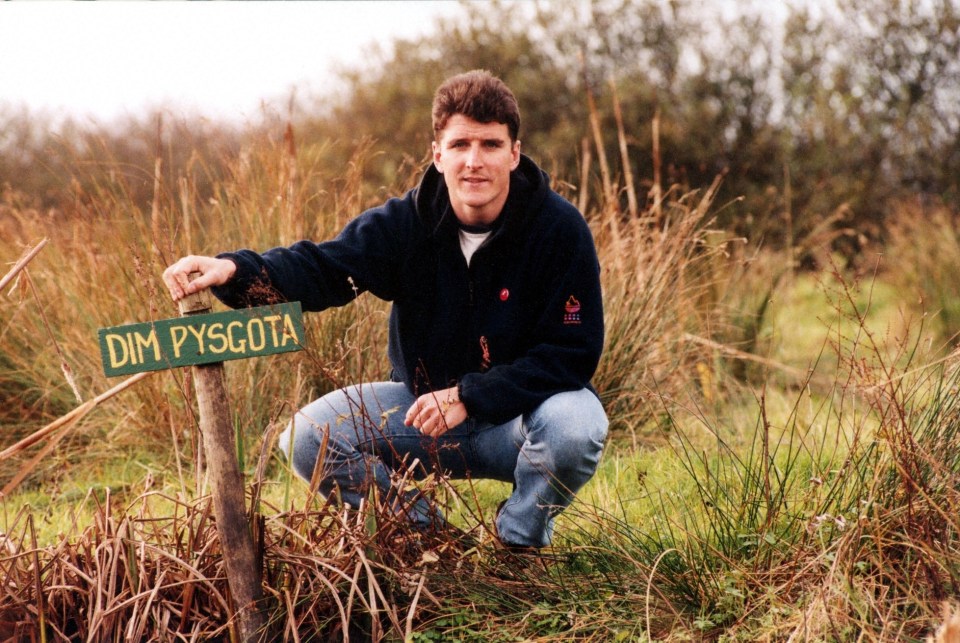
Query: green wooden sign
98 302 305 377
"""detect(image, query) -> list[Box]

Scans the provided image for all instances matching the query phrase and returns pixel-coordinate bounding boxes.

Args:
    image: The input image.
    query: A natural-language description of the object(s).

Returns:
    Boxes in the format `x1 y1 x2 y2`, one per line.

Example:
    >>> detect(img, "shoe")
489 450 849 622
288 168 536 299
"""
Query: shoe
490 499 549 555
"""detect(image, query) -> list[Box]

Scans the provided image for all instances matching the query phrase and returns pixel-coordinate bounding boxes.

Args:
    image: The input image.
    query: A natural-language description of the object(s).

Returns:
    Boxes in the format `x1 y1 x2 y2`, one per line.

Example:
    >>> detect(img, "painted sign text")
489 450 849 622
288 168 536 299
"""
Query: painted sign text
98 302 305 376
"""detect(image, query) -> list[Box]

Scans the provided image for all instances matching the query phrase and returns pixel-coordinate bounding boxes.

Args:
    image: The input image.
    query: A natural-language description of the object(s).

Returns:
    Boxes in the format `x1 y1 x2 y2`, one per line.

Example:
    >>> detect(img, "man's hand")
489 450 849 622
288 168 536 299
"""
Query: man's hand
404 385 467 437
162 255 237 301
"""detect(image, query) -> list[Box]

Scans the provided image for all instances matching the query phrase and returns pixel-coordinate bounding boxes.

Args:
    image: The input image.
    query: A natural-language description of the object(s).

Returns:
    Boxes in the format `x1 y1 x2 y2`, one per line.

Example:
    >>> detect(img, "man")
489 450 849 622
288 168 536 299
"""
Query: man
163 70 608 550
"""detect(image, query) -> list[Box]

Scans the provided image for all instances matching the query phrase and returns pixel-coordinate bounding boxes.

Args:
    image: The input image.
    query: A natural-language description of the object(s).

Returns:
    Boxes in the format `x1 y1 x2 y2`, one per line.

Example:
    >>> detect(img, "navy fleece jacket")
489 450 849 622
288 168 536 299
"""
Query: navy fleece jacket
212 155 604 424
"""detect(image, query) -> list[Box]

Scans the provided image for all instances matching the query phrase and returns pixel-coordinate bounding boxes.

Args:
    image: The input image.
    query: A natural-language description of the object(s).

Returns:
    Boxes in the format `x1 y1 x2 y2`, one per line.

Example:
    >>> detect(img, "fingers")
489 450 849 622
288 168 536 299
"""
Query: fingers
405 395 441 434
161 259 194 301
404 388 466 437
162 256 236 301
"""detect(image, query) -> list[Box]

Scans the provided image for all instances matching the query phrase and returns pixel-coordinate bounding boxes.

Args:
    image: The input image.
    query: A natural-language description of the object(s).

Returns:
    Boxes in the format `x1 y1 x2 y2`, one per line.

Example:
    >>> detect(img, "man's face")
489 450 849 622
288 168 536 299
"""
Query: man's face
432 114 521 226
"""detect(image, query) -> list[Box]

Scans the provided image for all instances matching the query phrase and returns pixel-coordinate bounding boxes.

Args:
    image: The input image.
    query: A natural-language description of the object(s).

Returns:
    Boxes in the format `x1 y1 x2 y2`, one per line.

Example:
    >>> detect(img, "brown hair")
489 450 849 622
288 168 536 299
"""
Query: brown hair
432 70 520 141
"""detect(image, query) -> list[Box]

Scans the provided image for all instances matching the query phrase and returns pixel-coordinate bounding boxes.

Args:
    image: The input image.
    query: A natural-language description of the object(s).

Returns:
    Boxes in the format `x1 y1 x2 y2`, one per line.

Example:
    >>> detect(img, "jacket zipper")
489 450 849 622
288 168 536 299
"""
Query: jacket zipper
466 260 481 370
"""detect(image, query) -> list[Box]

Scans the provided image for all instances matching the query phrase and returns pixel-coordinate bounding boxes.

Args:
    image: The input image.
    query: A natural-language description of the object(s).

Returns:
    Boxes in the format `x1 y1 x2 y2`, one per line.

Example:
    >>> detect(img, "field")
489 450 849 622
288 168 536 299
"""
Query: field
2 125 960 642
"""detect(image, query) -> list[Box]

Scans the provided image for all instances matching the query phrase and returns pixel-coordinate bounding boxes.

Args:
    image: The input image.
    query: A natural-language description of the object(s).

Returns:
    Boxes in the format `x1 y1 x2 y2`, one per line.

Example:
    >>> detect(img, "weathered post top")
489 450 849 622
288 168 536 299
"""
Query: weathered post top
178 271 213 315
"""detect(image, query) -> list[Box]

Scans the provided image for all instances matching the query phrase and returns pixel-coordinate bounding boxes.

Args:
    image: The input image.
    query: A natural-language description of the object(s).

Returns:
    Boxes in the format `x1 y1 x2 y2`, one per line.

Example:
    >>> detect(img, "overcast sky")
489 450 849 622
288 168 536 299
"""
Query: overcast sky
0 1 464 124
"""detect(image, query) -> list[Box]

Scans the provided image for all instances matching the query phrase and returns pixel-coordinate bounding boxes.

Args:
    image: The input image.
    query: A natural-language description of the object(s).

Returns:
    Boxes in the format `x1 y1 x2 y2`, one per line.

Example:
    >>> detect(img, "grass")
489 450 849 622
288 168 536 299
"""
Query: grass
2 119 960 640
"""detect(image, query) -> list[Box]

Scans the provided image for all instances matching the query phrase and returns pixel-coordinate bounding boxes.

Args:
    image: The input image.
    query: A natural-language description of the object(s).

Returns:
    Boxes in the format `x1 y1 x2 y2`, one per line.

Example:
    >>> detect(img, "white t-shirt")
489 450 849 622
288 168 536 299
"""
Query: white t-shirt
459 229 491 267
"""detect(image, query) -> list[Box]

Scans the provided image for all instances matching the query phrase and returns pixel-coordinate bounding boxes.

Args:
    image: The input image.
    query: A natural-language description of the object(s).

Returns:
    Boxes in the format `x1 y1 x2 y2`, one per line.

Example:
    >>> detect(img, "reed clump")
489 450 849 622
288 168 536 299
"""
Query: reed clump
0 474 478 641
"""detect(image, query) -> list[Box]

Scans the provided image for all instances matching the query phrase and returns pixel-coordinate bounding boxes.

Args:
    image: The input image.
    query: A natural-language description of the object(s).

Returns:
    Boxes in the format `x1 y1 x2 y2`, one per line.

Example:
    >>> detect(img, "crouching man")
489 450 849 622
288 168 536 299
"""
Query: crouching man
163 70 608 549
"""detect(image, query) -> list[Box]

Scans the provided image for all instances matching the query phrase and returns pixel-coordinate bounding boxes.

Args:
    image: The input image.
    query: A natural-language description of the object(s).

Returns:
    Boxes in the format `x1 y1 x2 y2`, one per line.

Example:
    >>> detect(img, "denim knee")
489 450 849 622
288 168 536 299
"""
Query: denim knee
528 390 608 471
278 414 324 482
278 393 353 482
278 382 412 484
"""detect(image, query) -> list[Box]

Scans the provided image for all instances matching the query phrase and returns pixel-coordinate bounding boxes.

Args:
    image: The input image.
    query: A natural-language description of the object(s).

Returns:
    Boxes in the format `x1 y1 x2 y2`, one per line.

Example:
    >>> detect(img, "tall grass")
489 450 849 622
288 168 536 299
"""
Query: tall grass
0 129 395 491
590 179 728 442
2 114 960 641
883 197 960 350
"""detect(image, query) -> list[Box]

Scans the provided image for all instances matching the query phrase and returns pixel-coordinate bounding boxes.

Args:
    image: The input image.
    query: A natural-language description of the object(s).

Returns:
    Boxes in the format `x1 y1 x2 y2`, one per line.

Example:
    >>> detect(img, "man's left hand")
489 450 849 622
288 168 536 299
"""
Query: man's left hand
404 386 467 437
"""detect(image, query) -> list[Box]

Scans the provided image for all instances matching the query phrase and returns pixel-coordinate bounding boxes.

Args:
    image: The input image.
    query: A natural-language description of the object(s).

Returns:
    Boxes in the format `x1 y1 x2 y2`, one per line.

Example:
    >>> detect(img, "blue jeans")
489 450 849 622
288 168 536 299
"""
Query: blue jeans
278 382 608 548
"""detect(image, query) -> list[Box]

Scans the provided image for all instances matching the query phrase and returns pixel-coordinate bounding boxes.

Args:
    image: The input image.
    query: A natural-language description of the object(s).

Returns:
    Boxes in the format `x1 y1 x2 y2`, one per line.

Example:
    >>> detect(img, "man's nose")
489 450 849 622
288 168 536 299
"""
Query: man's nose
465 144 483 167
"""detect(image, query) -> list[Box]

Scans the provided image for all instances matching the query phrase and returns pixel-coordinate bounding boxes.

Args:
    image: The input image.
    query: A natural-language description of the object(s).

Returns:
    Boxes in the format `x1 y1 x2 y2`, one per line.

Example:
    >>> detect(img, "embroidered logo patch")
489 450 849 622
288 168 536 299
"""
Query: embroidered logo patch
479 335 491 371
563 295 582 325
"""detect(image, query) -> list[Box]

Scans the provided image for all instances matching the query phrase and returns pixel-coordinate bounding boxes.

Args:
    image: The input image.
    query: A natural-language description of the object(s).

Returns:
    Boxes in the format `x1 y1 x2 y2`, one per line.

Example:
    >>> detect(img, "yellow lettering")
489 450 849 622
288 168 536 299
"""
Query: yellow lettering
187 324 206 354
226 320 246 353
126 333 138 365
134 329 161 364
207 322 228 354
263 315 281 346
247 318 265 351
170 326 188 359
105 333 129 368
281 313 300 347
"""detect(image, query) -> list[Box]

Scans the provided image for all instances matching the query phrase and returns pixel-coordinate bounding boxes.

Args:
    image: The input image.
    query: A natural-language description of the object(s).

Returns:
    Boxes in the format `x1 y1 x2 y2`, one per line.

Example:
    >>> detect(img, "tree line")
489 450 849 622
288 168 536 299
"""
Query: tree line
2 0 957 264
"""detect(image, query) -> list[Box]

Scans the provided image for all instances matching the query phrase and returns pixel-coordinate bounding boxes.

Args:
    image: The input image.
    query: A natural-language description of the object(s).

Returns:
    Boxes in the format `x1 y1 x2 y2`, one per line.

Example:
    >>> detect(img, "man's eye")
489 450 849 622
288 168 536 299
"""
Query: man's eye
452 141 468 148
484 141 502 148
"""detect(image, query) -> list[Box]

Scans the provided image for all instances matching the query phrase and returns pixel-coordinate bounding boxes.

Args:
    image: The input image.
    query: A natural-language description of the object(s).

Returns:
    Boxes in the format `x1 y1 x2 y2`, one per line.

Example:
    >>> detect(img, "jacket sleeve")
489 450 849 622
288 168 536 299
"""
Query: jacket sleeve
457 202 605 423
211 194 418 311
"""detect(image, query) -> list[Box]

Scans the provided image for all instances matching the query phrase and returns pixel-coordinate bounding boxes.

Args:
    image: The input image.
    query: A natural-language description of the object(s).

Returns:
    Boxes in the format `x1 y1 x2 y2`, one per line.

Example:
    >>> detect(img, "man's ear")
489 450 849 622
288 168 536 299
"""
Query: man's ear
432 140 443 173
511 140 522 170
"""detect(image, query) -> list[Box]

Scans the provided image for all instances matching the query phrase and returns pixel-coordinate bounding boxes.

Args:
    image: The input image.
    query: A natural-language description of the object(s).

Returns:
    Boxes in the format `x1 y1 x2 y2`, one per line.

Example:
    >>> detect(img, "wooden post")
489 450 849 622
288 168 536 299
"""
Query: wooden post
178 275 265 642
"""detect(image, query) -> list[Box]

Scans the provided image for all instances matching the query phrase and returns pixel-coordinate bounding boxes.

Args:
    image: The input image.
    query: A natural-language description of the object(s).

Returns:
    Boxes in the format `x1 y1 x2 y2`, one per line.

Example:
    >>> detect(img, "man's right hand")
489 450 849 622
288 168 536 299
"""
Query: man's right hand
162 255 237 302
